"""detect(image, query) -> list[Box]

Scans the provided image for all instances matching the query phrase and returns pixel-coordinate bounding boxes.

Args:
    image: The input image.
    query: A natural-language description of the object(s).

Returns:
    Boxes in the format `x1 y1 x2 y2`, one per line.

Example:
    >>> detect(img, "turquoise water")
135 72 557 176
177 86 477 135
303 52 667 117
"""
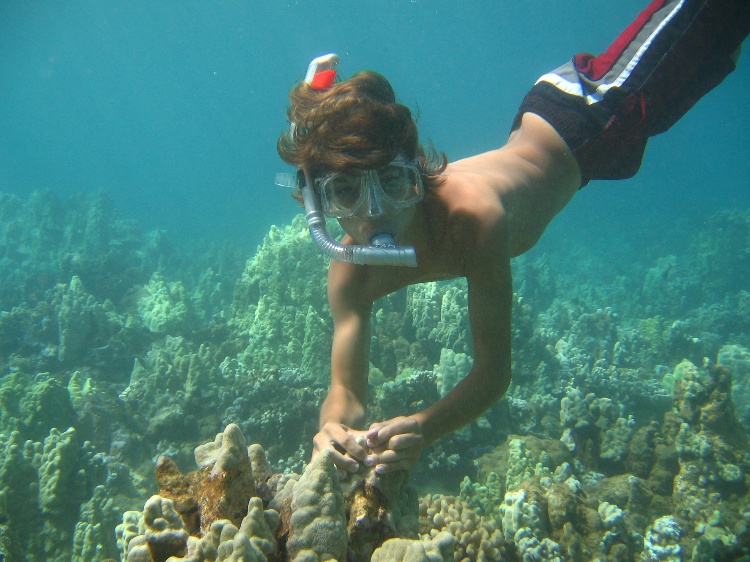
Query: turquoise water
2 0 747 246
1 2 749 561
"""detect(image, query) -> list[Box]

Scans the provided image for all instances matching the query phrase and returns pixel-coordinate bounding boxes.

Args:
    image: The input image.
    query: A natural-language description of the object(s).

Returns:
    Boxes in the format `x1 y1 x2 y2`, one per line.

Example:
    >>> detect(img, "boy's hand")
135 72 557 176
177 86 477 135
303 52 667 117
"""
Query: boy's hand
364 416 424 474
313 422 370 477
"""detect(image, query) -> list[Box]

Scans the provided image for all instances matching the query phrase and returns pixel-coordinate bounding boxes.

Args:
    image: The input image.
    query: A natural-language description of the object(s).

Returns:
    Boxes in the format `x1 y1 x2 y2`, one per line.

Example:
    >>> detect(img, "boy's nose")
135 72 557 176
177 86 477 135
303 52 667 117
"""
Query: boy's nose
364 180 386 217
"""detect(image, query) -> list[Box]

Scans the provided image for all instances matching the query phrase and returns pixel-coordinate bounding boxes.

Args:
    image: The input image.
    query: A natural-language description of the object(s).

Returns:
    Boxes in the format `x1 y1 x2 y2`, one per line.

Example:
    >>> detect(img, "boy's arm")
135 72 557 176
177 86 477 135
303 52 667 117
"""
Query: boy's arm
366 213 513 473
312 261 373 473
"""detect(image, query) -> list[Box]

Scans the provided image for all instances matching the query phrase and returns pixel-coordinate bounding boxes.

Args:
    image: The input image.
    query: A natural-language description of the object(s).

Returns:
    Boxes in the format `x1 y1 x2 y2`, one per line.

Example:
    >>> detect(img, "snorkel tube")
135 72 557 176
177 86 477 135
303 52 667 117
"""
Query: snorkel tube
295 54 418 268
300 167 418 267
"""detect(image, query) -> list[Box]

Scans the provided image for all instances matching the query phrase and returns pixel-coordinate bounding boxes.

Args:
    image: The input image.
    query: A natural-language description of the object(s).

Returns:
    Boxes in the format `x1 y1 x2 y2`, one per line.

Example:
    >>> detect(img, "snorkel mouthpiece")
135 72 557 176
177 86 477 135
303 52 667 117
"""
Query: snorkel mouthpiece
371 233 397 247
294 53 418 268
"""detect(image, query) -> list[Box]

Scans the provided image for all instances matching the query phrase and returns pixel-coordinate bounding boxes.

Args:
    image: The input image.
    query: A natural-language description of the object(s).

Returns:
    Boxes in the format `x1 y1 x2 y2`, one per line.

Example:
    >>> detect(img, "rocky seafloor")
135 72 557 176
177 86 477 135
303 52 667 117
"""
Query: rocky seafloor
0 189 749 561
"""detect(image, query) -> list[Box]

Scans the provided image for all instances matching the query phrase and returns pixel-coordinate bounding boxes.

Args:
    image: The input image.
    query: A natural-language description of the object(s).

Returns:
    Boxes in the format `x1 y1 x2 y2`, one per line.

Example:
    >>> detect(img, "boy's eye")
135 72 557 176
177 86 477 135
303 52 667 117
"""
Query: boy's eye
330 176 361 203
379 167 401 183
335 185 358 198
332 176 359 189
380 168 411 196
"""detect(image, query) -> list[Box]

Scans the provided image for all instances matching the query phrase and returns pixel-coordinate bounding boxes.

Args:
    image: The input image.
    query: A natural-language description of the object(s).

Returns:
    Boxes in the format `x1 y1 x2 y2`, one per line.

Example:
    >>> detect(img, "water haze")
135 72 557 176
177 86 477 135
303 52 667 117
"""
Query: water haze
2 0 747 251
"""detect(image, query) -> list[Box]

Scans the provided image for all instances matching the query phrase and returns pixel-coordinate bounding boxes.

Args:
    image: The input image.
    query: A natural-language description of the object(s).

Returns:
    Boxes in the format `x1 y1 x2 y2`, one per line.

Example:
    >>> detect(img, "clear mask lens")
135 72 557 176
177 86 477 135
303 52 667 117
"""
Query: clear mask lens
317 161 424 218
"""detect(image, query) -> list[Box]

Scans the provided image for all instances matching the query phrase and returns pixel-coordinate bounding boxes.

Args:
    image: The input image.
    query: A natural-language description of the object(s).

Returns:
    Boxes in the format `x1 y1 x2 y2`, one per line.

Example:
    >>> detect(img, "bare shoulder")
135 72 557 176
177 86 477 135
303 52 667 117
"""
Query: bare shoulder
327 258 372 313
436 172 505 226
444 113 582 256
452 113 580 191
426 175 509 272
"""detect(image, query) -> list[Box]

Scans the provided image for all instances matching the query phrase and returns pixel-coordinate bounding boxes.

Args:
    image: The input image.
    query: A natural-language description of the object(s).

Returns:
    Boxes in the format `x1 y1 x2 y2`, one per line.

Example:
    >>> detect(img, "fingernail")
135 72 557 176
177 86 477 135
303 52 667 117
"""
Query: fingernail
375 465 386 474
364 457 375 467
349 462 360 473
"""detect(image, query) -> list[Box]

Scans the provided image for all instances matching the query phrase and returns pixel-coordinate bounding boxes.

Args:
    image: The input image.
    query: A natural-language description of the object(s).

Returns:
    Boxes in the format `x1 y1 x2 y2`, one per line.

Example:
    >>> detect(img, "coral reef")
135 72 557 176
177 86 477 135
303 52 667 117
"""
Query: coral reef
2 191 750 560
283 449 348 561
370 532 455 562
0 426 113 562
718 343 750 430
137 273 193 335
117 424 422 561
117 387 749 561
420 493 513 560
229 215 333 378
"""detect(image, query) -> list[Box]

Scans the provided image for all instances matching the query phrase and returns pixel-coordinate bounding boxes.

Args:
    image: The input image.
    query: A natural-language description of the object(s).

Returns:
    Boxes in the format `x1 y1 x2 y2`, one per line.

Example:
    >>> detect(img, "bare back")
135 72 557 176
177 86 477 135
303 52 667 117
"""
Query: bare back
448 112 582 258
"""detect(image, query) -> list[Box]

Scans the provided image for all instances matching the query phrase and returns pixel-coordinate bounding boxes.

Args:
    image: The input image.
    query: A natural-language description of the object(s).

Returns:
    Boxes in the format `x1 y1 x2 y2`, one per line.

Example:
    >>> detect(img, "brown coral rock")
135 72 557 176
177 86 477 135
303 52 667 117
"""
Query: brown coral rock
155 455 201 535
558 521 591 562
195 454 256 535
346 468 420 560
347 476 395 561
155 453 256 536
647 441 679 496
625 421 658 478
546 482 580 532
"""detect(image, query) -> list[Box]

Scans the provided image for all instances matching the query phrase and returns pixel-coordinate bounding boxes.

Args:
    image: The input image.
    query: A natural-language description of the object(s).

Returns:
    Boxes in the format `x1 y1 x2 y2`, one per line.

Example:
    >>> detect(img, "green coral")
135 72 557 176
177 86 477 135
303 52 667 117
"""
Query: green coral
0 427 108 562
230 216 332 377
0 431 41 549
717 343 750 429
56 276 115 363
71 485 120 562
662 358 698 394
407 280 471 358
286 449 347 561
38 427 88 513
458 472 504 521
433 348 473 398
121 335 224 442
599 415 635 463
137 272 192 334
17 373 77 441
371 532 455 561
505 438 552 492
373 370 440 423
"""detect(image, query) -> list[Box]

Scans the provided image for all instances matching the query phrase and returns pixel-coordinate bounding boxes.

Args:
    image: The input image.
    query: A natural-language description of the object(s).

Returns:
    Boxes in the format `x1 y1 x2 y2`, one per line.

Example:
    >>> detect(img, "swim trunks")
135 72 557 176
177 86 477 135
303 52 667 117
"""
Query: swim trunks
511 0 750 186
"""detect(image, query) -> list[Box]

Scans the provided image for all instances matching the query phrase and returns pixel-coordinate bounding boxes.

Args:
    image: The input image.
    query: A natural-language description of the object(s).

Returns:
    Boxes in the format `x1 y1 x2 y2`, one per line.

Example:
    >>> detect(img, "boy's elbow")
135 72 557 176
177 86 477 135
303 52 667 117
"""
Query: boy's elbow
492 375 511 400
480 367 511 401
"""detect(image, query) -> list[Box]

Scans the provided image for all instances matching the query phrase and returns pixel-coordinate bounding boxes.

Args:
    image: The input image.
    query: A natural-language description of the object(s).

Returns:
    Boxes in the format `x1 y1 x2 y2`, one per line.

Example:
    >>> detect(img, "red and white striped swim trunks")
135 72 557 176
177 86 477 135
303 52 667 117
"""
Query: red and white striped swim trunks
512 0 750 186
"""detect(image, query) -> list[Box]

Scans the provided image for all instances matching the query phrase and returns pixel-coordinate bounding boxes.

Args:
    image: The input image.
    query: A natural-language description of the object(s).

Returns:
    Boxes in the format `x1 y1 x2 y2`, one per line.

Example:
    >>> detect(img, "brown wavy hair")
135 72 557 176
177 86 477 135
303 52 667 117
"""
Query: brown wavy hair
277 70 446 190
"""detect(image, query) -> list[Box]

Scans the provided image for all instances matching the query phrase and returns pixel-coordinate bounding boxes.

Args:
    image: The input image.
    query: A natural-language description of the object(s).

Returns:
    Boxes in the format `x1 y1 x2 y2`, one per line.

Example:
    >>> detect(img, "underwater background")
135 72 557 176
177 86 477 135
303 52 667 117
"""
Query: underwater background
1 1 749 561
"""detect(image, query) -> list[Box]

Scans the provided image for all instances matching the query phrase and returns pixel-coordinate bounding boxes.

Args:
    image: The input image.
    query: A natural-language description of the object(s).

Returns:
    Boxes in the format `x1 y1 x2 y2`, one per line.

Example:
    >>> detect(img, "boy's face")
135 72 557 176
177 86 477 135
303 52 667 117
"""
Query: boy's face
337 202 417 245
314 158 423 244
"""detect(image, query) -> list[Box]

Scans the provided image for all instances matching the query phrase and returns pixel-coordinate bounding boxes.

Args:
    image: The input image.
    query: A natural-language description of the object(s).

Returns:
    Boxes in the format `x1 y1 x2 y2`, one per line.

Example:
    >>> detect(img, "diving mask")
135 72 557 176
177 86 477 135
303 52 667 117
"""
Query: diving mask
315 158 424 219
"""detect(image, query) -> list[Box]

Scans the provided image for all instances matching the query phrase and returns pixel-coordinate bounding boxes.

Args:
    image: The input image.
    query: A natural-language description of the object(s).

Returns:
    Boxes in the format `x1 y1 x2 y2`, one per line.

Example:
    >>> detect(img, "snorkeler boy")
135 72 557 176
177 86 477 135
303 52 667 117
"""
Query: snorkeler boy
277 0 749 476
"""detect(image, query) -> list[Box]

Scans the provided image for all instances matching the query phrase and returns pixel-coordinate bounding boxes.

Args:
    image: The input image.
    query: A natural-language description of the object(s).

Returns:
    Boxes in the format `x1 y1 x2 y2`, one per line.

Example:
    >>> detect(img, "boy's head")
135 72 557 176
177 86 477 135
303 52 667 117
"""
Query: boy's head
277 70 445 187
